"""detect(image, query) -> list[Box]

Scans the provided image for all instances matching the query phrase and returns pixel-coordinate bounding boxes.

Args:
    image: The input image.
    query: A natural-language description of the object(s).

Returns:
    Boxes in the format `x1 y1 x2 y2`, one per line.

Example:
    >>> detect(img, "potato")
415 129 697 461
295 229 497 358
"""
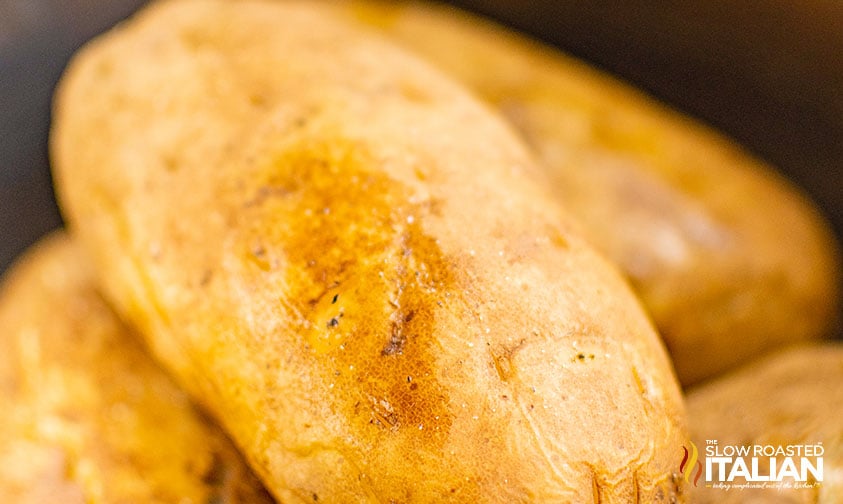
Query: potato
686 344 843 503
340 0 842 385
52 0 688 501
0 233 274 503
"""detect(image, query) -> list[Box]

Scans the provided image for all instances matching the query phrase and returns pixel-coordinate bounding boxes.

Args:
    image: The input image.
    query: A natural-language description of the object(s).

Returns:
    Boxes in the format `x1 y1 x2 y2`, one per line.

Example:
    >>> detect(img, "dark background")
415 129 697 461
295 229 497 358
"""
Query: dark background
2 0 842 274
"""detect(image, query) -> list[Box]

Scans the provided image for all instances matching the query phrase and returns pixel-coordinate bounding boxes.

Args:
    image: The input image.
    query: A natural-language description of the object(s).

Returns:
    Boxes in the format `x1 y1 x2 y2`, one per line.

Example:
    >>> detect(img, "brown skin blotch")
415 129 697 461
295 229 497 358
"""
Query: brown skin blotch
244 139 456 454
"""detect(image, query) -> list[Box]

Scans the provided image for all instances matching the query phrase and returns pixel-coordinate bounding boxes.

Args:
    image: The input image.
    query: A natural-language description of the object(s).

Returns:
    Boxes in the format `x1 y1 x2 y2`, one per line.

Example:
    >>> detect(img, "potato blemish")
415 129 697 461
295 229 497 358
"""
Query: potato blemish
240 138 456 454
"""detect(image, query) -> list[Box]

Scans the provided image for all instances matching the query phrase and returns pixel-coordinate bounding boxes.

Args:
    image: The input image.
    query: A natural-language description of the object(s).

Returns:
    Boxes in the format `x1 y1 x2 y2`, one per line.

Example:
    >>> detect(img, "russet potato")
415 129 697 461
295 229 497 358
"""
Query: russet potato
0 233 274 503
341 0 842 385
52 0 688 501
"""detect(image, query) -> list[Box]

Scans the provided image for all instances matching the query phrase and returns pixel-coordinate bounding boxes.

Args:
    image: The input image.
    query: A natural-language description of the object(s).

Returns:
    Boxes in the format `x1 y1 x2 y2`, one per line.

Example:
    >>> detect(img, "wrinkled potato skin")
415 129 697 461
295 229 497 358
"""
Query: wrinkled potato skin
341 0 842 385
52 1 688 502
687 345 843 503
0 234 274 504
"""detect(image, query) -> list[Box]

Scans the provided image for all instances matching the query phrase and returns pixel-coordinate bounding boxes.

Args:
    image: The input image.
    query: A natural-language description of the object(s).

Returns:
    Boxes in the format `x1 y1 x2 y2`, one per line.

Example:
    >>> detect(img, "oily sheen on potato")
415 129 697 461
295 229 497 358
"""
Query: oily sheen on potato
687 345 843 503
340 0 842 385
0 234 274 504
52 0 688 501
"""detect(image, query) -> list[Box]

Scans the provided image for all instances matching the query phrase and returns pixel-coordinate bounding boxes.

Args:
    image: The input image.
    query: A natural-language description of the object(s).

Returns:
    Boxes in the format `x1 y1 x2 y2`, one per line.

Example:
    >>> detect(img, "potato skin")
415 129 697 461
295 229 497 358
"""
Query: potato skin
0 233 274 504
52 0 688 502
687 345 843 503
341 0 842 385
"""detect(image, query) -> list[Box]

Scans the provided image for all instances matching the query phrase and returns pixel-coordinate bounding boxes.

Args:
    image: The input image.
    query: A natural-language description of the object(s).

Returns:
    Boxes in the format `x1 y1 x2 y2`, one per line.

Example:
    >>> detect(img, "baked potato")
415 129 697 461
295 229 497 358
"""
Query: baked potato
687 344 843 503
52 0 688 501
0 233 274 503
341 0 842 385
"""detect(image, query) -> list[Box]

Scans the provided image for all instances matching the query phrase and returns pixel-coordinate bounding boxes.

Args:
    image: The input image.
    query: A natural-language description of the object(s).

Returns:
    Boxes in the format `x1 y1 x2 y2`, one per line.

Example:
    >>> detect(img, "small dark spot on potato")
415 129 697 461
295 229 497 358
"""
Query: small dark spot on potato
331 294 339 304
201 453 225 485
574 352 596 363
327 317 340 328
312 492 319 501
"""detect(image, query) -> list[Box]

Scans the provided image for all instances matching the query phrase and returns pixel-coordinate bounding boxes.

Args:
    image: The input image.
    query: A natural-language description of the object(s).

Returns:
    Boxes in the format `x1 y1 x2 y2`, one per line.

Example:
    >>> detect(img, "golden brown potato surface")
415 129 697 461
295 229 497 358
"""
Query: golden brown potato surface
343 0 842 385
53 0 688 501
0 233 274 504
